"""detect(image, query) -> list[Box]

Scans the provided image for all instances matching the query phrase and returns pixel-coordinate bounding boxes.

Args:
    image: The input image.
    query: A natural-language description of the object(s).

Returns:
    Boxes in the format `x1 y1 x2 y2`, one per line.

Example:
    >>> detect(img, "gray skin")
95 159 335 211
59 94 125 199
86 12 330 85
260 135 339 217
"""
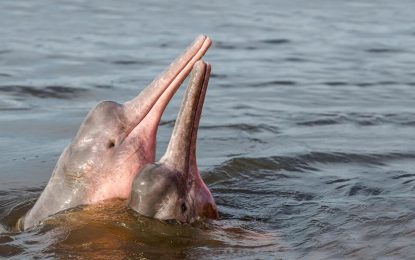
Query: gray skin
128 61 218 223
19 35 212 230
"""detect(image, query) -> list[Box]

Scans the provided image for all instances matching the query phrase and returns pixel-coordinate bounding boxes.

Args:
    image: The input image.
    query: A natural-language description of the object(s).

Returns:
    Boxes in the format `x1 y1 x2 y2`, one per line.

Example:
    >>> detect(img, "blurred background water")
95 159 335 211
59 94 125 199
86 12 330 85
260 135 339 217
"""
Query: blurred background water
1 0 415 258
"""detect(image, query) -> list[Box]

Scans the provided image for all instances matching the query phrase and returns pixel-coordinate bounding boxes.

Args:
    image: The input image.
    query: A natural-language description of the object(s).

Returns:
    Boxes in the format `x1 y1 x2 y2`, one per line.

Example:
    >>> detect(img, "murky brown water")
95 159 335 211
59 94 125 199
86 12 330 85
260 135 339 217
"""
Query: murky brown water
1 0 415 258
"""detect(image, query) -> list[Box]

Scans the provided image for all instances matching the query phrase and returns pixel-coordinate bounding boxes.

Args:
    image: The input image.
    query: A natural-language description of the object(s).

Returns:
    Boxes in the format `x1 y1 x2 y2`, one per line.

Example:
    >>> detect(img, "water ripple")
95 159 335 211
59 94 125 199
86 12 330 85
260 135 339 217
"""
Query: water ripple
0 85 87 99
201 123 280 134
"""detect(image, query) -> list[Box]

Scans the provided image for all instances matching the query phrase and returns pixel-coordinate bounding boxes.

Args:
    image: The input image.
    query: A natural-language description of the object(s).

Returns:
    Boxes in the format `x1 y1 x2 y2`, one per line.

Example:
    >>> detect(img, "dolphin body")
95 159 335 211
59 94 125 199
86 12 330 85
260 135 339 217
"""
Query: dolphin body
128 61 218 222
20 35 212 230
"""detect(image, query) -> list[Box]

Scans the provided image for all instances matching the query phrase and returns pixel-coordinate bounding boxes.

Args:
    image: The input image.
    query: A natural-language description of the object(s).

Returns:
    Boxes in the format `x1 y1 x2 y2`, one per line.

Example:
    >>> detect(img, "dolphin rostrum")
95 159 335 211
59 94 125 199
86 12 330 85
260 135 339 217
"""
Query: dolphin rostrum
128 60 218 222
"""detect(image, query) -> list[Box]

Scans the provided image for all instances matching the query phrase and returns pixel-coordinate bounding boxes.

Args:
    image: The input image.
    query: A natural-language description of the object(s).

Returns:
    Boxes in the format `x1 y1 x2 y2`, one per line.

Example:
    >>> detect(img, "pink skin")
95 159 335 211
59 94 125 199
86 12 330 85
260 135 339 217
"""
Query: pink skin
20 35 212 230
160 61 218 220
128 61 218 223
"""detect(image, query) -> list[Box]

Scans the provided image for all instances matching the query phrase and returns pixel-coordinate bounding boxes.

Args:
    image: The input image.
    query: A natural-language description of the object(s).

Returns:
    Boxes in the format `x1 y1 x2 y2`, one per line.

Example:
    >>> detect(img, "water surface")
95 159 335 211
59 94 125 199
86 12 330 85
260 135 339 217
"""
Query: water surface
1 0 415 258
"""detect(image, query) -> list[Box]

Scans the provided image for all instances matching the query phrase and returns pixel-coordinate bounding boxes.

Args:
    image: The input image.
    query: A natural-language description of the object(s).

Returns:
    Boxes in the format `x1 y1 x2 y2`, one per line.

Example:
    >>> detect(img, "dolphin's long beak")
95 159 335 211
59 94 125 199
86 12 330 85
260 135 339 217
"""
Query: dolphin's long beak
161 60 211 177
122 35 211 136
127 61 216 221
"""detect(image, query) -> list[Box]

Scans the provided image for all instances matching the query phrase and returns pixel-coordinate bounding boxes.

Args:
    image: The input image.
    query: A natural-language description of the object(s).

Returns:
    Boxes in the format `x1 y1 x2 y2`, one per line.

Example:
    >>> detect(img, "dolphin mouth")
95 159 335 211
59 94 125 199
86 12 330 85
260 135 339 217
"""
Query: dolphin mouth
123 35 212 139
161 60 211 175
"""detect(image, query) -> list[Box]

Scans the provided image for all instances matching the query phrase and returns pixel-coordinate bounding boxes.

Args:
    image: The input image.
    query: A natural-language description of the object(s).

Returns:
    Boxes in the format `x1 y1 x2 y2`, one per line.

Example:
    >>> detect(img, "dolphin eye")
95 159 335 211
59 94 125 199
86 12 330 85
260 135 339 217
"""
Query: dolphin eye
107 140 115 148
181 203 187 213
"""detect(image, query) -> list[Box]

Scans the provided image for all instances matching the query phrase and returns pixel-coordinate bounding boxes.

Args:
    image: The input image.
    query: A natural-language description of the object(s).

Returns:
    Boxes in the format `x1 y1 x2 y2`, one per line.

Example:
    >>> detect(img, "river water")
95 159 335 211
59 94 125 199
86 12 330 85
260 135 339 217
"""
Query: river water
1 0 415 259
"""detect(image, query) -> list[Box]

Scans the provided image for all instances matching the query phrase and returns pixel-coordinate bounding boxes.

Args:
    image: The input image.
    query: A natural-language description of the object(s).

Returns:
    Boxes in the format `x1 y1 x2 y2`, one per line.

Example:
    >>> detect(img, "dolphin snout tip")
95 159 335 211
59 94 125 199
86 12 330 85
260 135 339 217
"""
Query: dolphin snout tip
196 34 212 48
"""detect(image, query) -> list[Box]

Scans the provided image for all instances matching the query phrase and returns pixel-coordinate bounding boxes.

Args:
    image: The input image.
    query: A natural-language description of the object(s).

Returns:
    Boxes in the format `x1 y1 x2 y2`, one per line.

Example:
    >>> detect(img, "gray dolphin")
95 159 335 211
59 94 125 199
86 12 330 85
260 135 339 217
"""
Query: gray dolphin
128 60 218 222
19 35 212 230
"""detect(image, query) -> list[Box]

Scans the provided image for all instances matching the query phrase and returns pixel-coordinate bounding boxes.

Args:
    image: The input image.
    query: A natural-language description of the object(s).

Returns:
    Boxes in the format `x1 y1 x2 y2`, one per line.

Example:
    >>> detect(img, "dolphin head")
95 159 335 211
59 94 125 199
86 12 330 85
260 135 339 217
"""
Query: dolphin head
128 61 218 223
22 36 212 230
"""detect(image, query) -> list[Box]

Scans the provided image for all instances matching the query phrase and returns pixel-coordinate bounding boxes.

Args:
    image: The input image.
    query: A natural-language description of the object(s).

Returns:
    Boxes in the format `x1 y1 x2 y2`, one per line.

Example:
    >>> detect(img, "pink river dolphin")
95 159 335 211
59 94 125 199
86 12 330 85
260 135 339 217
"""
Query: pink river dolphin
128 61 218 222
19 35 212 230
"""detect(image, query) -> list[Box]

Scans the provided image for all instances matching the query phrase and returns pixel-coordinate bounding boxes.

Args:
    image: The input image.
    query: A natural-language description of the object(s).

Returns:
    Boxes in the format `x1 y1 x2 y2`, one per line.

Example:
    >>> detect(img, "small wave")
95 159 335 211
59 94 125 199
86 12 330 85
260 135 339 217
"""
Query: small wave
215 42 237 50
212 156 316 176
391 173 415 180
210 73 227 79
159 43 169 48
112 60 142 65
365 48 403 53
401 121 415 126
296 112 415 127
0 73 11 78
347 184 382 196
297 119 339 126
215 39 291 51
388 171 415 184
402 179 415 184
260 39 291 45
0 85 87 99
201 123 280 134
211 152 415 178
100 57 155 66
324 81 349 86
325 178 351 185
324 81 412 87
93 84 113 89
356 82 380 87
251 80 297 87
284 57 308 63
159 119 176 127
298 152 415 166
